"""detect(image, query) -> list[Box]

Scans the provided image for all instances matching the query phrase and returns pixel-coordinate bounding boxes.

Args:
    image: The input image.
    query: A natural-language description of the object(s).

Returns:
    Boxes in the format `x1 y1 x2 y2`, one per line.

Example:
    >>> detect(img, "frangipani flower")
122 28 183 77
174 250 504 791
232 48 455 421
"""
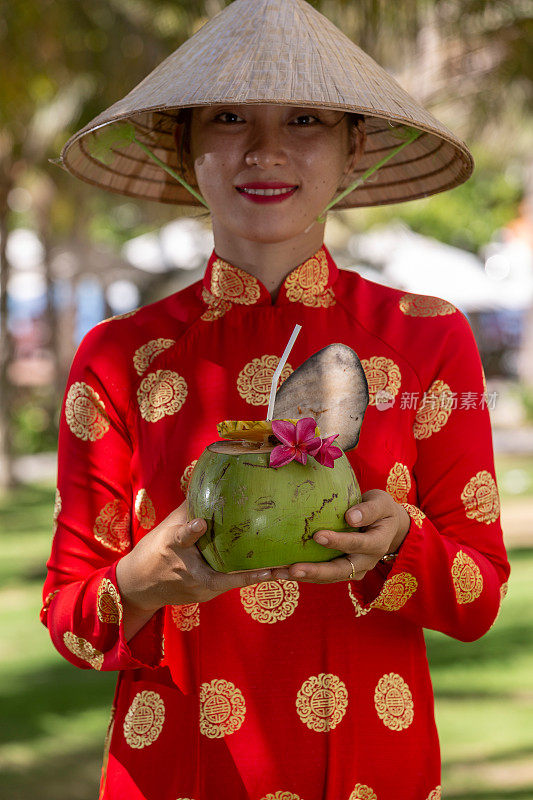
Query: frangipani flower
314 433 343 468
269 418 321 468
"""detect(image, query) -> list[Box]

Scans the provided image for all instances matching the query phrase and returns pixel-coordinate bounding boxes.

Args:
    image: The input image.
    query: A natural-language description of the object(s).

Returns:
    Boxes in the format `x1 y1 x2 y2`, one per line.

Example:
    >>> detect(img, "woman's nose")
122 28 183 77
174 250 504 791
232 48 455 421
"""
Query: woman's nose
244 126 288 167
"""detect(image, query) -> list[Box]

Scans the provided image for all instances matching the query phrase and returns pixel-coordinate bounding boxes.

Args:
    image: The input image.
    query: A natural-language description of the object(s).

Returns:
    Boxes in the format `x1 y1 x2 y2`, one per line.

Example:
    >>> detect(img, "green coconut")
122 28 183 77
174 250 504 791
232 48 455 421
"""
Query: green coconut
186 440 361 572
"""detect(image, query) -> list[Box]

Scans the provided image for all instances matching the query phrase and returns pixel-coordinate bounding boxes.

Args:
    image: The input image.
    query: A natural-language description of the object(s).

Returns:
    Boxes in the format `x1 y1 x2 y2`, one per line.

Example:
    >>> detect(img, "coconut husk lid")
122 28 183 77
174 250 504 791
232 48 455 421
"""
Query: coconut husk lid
59 0 474 208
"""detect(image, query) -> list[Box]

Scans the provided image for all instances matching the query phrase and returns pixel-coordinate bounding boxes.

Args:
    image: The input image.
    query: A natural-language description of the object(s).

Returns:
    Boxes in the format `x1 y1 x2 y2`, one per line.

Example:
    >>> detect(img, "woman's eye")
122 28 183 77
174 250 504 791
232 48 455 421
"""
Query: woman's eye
214 112 243 124
291 114 320 125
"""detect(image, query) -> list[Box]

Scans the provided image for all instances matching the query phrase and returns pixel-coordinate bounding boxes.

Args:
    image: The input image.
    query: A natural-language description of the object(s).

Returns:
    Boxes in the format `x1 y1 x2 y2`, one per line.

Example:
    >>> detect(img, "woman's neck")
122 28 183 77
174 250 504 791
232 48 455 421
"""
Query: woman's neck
211 220 326 302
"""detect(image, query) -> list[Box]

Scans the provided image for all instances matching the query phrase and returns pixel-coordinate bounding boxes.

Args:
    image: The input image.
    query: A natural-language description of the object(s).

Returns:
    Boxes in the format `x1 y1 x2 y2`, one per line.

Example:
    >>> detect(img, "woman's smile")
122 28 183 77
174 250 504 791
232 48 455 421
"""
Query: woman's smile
236 182 299 203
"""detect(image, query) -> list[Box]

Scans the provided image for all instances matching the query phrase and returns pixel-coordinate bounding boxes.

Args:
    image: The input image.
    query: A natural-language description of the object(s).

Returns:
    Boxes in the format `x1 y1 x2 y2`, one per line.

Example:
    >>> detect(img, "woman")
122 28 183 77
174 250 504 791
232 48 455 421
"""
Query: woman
42 1 510 798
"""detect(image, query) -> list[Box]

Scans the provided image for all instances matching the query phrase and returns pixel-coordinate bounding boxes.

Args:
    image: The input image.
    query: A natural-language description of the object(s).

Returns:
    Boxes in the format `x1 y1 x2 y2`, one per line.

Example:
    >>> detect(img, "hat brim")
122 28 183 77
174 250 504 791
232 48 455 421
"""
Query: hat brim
61 102 473 210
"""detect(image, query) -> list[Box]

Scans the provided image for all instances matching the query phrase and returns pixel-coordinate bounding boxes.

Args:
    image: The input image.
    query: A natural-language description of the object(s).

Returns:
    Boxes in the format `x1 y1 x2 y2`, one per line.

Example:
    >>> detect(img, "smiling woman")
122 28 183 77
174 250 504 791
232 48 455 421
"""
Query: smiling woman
170 104 366 293
44 1 508 799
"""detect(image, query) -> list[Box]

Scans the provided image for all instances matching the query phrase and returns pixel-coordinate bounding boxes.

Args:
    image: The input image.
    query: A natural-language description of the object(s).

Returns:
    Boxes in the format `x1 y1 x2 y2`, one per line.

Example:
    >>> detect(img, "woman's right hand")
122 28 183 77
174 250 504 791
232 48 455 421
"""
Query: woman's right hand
116 499 272 639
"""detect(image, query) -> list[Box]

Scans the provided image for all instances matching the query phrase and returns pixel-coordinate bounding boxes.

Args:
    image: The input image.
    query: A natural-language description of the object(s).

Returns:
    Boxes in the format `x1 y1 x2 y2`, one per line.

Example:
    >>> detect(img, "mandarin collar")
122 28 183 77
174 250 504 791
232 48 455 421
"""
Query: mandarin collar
201 244 339 311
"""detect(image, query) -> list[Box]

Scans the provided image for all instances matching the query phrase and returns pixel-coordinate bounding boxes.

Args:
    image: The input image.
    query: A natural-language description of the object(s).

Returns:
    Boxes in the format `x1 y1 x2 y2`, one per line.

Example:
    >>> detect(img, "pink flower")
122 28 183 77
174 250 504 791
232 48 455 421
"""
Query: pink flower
314 433 343 468
269 418 321 468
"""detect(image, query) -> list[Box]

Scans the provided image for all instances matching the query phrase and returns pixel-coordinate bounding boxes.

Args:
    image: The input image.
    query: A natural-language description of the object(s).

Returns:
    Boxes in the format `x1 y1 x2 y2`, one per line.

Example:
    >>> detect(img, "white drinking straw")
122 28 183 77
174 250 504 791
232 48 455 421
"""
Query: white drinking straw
266 324 302 421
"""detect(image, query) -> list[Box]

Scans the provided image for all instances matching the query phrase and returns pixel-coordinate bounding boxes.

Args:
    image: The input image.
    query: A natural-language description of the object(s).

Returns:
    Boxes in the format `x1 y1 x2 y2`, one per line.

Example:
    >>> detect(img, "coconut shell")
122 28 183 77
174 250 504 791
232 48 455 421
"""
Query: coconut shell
273 343 369 451
187 440 361 572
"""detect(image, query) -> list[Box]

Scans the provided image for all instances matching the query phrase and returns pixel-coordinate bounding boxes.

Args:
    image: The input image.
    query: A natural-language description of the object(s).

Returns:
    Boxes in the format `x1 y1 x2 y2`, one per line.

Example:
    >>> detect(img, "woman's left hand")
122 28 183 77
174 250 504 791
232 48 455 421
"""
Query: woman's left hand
270 489 411 584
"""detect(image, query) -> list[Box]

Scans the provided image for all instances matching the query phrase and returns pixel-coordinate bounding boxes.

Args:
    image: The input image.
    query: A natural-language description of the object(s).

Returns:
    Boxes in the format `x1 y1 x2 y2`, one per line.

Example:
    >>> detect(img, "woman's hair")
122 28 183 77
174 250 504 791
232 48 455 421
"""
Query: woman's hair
174 107 366 181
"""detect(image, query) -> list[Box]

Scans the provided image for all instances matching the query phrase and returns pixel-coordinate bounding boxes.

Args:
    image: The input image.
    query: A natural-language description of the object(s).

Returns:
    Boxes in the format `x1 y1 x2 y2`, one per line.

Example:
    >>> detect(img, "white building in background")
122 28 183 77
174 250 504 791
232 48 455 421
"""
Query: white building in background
347 221 533 313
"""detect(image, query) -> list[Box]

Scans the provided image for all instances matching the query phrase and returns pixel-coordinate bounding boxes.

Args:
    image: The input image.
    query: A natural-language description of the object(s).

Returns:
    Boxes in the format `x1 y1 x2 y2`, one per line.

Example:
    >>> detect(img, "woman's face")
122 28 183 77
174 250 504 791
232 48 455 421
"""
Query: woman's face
174 104 364 245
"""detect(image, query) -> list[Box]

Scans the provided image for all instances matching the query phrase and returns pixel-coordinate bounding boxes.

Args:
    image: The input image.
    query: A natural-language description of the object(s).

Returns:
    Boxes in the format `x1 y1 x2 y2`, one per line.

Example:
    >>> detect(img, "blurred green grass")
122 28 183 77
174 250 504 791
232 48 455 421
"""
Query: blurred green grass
0 478 532 799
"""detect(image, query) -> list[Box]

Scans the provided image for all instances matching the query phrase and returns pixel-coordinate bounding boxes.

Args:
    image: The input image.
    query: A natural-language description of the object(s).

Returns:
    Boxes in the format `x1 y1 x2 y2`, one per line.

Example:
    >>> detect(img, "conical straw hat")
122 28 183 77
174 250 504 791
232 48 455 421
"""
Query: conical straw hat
59 0 474 209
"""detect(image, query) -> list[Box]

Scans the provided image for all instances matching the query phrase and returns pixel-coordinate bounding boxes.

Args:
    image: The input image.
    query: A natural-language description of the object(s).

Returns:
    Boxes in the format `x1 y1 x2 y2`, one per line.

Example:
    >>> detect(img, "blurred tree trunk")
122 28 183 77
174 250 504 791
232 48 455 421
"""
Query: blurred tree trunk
33 174 65 397
0 163 16 490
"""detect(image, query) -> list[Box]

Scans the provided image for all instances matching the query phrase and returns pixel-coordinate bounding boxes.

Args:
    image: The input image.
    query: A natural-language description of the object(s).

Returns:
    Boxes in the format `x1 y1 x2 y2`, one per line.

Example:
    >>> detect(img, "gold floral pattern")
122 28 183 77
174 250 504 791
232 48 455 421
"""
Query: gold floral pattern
296 673 348 732
135 489 156 529
133 338 175 376
123 690 165 749
491 581 509 629
210 258 262 305
111 309 139 320
413 379 454 439
96 578 123 624
348 583 372 617
53 488 62 533
349 785 378 800
371 572 418 611
261 793 303 800
374 673 414 731
65 381 110 441
361 357 401 406
237 355 293 406
98 309 139 324
101 705 115 789
451 550 483 604
93 499 131 552
240 580 299 623
42 589 59 612
201 287 233 321
461 470 500 524
386 462 411 502
400 502 426 528
199 679 246 738
63 632 104 670
137 369 188 422
170 603 200 631
284 249 336 307
399 293 457 317
180 460 198 495
426 787 442 800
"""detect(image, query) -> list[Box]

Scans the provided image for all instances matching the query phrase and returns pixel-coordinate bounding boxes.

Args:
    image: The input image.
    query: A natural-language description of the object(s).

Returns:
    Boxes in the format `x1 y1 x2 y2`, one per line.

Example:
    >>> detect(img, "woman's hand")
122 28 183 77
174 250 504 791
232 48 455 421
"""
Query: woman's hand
116 499 272 639
270 489 411 584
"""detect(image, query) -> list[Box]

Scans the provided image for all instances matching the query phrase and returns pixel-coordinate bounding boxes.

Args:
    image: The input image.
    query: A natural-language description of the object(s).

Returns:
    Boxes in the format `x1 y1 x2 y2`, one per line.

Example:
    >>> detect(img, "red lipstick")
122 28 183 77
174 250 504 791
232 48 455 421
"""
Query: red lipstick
236 182 298 203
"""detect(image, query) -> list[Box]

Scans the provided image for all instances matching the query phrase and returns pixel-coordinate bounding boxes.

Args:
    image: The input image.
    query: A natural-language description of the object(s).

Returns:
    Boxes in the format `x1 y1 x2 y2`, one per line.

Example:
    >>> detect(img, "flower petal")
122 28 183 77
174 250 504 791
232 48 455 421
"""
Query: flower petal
305 437 322 456
321 433 340 447
294 448 307 465
271 420 298 447
313 433 343 468
295 417 319 443
327 445 343 459
269 444 297 468
314 450 335 468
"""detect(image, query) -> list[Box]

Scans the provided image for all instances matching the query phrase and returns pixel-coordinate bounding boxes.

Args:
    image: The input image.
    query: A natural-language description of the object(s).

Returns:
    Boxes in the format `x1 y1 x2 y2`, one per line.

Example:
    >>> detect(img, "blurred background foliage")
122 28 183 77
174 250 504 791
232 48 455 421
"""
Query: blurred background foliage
1 1 533 797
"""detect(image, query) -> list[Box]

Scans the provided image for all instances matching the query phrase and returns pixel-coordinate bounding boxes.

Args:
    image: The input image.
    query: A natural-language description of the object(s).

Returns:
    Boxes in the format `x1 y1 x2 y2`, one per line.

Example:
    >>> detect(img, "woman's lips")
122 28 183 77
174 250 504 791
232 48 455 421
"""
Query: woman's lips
236 185 298 203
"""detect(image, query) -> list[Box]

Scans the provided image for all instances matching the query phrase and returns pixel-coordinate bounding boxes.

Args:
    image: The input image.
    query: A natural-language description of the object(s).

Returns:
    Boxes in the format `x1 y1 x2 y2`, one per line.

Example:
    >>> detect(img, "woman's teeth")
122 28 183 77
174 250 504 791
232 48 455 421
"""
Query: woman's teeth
240 187 296 196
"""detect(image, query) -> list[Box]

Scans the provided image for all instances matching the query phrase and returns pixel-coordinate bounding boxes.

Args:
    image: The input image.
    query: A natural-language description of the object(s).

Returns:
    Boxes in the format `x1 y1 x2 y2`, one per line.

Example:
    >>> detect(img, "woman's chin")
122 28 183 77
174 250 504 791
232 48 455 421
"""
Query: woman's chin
222 213 324 244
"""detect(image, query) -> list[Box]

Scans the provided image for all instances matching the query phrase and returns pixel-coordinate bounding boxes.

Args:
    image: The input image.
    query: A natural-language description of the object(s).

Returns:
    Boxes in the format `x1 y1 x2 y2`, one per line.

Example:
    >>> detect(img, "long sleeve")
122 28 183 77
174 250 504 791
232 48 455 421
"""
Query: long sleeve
40 321 164 671
352 309 510 641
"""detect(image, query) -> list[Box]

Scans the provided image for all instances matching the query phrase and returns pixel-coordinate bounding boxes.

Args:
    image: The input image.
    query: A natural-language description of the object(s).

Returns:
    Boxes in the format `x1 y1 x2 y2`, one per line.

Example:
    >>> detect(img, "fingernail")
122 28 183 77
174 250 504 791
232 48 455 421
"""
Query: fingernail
190 519 203 532
293 570 306 578
315 534 329 545
257 571 271 580
349 510 362 523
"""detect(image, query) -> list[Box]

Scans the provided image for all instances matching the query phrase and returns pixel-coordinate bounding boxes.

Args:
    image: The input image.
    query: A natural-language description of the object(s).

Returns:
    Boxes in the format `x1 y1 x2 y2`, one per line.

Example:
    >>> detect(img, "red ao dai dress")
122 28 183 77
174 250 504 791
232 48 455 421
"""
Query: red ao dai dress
41 244 510 800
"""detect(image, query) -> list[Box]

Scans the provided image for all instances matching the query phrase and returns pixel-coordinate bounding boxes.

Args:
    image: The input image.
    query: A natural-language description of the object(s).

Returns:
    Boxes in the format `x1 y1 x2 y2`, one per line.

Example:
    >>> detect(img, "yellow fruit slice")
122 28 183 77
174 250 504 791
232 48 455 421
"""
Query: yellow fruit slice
216 419 320 443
